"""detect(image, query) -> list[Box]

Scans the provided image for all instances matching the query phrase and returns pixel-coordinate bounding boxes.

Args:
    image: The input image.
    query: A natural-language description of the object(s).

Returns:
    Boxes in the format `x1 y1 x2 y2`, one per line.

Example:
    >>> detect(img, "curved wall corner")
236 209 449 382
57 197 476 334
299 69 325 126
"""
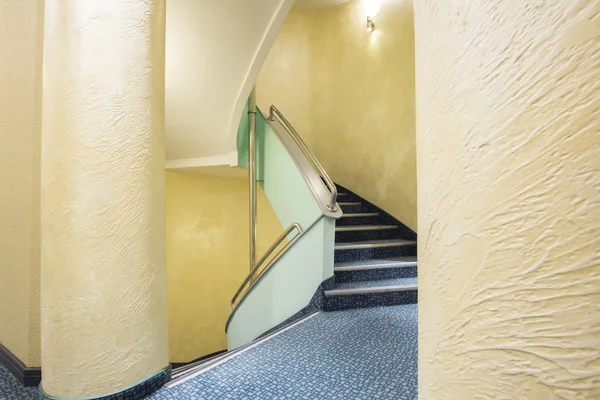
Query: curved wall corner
165 0 294 168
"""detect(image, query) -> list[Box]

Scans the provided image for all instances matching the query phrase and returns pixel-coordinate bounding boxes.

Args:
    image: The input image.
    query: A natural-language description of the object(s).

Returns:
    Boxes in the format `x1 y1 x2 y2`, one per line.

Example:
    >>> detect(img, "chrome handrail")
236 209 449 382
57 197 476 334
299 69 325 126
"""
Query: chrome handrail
268 106 338 212
248 87 258 272
231 223 303 309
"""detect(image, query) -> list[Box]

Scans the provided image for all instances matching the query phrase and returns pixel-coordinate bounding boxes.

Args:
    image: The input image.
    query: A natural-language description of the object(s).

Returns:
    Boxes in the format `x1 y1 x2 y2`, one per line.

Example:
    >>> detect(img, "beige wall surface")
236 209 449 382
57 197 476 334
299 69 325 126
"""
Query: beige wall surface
166 171 284 362
257 9 315 145
0 0 44 367
258 0 417 230
415 0 600 399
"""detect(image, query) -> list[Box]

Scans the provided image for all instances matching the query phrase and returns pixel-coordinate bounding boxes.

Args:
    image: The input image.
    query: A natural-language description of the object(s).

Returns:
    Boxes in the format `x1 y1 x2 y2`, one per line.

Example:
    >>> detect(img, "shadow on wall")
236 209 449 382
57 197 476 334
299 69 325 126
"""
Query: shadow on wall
165 171 283 362
257 0 417 231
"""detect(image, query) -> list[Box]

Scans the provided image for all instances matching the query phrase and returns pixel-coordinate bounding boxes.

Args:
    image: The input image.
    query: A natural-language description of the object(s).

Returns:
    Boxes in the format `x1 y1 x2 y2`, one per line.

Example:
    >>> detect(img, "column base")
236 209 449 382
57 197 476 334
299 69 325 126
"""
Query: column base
40 366 171 400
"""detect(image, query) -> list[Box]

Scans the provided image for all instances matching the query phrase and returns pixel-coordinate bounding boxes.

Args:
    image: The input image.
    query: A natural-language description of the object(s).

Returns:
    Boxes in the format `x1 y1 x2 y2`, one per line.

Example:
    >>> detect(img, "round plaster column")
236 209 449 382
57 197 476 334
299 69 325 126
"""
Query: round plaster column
415 0 600 399
40 0 169 397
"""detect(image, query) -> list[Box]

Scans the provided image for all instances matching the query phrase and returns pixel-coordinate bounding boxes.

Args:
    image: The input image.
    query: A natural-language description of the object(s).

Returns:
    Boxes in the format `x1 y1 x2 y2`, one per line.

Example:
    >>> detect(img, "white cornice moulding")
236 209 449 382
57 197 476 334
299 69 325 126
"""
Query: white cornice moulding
165 152 238 170
293 0 350 9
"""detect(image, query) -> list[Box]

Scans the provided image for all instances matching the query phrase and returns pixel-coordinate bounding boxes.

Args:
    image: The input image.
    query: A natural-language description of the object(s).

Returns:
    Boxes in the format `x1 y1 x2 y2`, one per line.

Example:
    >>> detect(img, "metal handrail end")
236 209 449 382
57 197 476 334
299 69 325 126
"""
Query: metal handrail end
267 106 338 212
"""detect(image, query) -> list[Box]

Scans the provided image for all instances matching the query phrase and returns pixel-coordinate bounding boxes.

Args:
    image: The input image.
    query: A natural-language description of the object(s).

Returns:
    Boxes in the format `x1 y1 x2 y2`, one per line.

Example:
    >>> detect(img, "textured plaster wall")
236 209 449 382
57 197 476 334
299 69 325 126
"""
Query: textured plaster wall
0 0 43 367
41 0 169 397
166 172 283 362
258 0 417 230
415 1 600 399
257 9 315 143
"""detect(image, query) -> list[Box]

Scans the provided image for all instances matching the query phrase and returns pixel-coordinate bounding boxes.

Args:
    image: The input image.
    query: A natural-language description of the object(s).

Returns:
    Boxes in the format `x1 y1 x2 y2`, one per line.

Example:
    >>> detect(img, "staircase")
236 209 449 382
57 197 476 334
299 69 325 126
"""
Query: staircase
158 184 419 399
324 184 418 311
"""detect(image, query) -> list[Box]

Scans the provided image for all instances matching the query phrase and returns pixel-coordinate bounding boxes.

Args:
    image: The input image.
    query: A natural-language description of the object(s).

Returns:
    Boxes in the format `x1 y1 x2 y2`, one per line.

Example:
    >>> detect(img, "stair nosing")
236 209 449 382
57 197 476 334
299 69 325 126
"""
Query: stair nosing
334 261 418 271
324 284 418 296
335 224 399 232
335 240 417 250
338 202 362 206
340 212 379 218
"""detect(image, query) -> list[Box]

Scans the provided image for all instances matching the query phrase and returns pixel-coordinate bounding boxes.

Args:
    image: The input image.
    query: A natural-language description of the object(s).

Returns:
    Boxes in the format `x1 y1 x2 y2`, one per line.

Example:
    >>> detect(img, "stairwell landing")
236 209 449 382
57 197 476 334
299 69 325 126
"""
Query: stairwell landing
150 184 418 399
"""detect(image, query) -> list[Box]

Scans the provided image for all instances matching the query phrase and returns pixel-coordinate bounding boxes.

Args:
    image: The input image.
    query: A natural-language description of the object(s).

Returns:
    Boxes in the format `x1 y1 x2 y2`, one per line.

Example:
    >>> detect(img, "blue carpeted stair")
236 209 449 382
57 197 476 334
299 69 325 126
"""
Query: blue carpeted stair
324 184 418 311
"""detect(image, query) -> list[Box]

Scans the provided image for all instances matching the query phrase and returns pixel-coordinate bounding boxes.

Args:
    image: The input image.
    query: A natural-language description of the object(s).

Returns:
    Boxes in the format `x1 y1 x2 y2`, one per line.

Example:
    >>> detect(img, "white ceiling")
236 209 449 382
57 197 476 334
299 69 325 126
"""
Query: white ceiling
294 0 351 8
163 0 348 166
165 0 294 164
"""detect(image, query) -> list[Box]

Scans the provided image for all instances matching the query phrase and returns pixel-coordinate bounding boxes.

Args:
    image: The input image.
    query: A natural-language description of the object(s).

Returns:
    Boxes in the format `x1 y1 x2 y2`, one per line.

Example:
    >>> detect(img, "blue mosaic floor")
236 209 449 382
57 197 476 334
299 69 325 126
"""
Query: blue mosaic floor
0 364 38 400
149 304 417 400
332 277 418 290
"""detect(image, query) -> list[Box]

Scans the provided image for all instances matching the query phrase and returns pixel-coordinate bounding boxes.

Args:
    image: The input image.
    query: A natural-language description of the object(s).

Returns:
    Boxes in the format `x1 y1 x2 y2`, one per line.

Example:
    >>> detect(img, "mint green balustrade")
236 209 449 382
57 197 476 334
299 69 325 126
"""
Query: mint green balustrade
228 99 339 349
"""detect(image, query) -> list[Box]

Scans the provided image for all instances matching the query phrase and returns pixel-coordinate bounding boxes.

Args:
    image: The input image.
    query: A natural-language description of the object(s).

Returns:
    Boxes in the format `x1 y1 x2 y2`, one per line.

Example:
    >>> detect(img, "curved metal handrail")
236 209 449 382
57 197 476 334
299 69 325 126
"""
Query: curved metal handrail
230 104 339 316
227 215 325 330
268 106 338 212
231 223 302 309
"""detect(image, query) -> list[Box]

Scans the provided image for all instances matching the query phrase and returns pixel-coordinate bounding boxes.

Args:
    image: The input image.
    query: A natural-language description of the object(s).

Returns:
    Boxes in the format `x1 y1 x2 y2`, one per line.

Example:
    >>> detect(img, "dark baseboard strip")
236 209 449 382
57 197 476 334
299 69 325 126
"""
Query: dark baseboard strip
0 343 41 387
171 349 227 370
40 366 171 400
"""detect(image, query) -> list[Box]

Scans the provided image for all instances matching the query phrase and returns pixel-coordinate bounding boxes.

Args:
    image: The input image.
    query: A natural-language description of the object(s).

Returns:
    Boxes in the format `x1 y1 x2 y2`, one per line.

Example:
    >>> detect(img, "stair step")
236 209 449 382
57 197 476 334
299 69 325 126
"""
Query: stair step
336 225 398 232
323 277 418 310
337 192 349 197
325 277 418 296
334 256 417 283
337 202 367 214
335 239 416 250
335 256 417 271
338 202 361 206
340 212 379 218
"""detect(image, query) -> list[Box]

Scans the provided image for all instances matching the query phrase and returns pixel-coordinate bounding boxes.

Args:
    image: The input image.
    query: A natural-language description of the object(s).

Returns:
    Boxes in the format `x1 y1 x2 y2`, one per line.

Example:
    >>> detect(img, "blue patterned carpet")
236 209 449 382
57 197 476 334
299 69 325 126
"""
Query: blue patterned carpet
150 304 418 400
0 364 38 400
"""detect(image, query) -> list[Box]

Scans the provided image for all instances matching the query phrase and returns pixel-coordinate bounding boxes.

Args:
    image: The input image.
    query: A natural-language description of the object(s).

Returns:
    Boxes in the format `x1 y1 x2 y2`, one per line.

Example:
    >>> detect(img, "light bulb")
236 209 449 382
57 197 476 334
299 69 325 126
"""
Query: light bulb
367 16 375 32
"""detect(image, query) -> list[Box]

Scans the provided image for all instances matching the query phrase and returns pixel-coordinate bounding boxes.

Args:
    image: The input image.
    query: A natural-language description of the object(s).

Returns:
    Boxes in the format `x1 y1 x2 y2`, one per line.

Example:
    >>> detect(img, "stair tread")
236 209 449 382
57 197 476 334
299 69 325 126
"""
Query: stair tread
335 256 418 270
340 212 379 218
335 239 417 250
336 224 398 232
326 277 418 294
338 202 362 206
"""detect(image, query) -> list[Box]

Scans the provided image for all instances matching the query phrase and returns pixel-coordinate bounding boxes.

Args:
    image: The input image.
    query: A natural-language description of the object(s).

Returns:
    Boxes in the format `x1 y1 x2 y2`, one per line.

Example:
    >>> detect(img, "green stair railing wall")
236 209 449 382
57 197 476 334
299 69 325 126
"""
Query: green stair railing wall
227 91 341 349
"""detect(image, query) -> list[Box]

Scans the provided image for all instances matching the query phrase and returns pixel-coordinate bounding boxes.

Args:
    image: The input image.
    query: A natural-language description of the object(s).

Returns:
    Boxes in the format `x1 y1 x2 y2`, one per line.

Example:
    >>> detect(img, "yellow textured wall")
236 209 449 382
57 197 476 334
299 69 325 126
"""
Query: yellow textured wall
41 0 169 397
0 0 43 367
415 0 600 399
258 0 417 230
166 171 284 362
257 9 314 144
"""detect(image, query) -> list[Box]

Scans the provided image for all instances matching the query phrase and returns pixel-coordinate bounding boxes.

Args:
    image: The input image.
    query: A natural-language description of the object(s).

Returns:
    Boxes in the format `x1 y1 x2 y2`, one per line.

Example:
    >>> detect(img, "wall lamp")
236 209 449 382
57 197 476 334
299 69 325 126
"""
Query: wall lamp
367 16 375 32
